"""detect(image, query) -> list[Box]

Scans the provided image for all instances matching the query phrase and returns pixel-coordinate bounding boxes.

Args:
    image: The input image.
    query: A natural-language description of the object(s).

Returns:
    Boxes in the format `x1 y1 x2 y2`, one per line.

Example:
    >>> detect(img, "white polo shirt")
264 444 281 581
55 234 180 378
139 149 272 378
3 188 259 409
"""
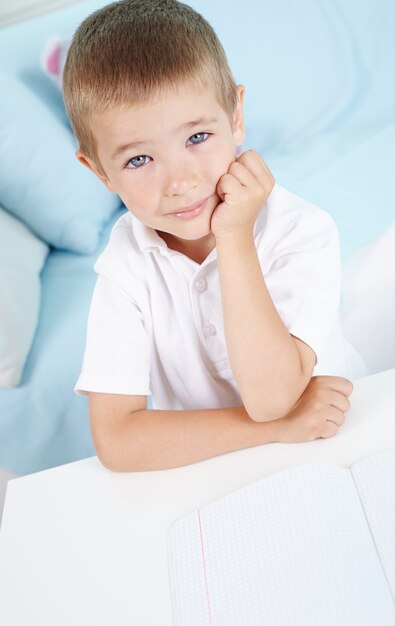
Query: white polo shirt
75 184 365 410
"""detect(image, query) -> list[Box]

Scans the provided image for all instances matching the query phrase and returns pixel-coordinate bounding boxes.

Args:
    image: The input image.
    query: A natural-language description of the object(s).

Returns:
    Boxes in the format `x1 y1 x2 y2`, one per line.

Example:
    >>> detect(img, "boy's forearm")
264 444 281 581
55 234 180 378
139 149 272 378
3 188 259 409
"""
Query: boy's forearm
95 404 279 472
216 231 309 420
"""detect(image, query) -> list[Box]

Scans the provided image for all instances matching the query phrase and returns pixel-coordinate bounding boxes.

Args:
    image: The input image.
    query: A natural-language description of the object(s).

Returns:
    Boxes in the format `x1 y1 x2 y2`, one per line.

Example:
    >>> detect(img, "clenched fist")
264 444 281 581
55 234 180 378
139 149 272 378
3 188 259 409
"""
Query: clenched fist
273 376 353 443
211 150 275 239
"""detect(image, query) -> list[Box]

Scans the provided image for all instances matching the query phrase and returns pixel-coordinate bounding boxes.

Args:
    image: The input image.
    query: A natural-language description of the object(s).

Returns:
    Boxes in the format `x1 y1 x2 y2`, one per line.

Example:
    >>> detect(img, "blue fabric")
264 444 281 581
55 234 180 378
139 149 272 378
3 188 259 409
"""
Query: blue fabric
0 0 109 124
0 73 121 253
0 208 125 474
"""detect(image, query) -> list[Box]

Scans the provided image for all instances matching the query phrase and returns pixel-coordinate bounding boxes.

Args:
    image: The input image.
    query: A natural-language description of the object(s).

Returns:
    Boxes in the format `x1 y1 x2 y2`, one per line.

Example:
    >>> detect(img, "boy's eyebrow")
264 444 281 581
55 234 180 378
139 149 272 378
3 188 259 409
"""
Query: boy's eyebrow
110 116 219 160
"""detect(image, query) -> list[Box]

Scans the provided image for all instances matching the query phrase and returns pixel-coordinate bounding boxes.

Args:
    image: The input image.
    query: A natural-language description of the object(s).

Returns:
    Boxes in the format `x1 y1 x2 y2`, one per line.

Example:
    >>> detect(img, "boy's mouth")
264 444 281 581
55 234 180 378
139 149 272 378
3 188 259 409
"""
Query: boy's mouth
169 197 210 220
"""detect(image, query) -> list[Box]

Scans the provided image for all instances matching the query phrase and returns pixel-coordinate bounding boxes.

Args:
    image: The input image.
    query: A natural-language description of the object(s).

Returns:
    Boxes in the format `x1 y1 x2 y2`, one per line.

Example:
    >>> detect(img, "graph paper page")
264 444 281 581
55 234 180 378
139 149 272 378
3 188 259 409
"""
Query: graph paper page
351 448 395 599
167 463 395 626
167 507 210 626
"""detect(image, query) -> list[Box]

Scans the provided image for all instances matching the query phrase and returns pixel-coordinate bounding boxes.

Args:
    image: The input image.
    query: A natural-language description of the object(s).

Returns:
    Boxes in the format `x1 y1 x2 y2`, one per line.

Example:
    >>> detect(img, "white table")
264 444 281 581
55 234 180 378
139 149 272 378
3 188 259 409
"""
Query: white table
1 369 395 625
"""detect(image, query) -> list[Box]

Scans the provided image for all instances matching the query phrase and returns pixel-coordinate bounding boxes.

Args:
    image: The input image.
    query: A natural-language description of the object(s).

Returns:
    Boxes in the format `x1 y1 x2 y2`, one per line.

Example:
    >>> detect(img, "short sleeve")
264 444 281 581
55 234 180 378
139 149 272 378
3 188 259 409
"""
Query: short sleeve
261 208 341 359
75 274 151 396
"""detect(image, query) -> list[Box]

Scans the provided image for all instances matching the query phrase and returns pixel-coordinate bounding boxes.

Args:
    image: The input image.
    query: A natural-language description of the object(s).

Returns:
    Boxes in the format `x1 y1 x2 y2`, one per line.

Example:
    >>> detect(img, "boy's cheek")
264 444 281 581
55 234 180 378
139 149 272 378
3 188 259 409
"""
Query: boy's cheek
213 150 238 179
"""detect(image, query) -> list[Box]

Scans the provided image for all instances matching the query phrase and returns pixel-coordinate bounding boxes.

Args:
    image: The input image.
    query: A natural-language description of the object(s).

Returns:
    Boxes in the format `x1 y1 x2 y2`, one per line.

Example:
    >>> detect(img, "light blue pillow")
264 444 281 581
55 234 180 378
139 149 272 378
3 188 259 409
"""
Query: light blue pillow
0 72 121 253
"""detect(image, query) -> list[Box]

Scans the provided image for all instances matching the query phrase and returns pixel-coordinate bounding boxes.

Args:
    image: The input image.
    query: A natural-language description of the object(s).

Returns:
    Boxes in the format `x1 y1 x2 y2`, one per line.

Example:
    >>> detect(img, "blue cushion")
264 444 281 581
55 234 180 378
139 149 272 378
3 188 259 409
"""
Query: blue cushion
0 0 109 126
0 72 121 253
0 207 125 474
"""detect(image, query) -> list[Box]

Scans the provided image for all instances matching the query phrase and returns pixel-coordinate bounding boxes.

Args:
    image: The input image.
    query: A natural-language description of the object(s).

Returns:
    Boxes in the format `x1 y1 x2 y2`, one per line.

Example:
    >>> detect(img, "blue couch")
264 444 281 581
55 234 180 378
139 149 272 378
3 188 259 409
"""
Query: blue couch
0 0 394 475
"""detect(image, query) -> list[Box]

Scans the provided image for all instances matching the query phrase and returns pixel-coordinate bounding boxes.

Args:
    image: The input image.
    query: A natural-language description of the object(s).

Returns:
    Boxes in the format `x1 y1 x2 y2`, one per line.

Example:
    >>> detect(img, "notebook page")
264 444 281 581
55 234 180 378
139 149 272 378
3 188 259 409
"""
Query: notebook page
351 447 395 598
167 464 395 626
167 508 210 626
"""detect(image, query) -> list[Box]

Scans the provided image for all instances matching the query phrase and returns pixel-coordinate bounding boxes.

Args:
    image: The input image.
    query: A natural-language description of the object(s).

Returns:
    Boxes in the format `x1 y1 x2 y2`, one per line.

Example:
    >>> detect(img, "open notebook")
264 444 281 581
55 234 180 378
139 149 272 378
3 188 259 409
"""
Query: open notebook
167 447 395 626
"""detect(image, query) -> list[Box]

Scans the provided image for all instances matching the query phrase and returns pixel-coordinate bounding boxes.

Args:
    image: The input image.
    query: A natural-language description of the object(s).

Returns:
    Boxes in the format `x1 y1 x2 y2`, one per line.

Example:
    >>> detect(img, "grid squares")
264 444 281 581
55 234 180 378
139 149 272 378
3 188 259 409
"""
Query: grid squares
168 454 395 625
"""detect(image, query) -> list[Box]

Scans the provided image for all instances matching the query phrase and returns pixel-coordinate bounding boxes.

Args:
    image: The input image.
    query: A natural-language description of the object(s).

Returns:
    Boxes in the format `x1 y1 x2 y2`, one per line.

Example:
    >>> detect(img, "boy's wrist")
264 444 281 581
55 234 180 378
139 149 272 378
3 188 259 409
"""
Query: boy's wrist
259 416 283 445
214 227 255 251
241 405 283 445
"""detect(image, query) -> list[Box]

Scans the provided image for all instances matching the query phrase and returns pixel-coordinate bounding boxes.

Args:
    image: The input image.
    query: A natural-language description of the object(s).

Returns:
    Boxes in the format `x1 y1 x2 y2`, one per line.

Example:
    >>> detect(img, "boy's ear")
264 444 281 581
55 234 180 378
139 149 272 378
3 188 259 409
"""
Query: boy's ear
75 150 116 192
232 84 246 146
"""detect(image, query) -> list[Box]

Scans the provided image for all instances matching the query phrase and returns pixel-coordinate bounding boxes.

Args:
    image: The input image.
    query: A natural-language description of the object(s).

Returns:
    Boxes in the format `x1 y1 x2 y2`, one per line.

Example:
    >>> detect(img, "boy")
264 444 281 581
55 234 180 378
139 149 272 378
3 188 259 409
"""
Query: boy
64 0 359 472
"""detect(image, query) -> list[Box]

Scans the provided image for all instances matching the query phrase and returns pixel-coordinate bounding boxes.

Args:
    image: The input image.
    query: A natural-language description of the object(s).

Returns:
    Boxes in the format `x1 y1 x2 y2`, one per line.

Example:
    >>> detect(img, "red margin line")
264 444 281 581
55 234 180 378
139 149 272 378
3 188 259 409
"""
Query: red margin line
198 509 213 625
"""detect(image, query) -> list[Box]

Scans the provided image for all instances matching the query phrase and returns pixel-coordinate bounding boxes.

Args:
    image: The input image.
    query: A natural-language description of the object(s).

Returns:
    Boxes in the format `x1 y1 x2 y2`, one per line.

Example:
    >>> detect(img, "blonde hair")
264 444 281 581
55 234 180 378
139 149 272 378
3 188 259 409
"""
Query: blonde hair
62 0 238 174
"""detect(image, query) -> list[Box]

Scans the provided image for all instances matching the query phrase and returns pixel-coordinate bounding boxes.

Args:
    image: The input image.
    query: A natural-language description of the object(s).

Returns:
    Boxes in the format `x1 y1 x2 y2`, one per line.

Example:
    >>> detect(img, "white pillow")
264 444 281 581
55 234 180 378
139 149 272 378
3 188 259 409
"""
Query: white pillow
341 221 395 375
0 207 49 387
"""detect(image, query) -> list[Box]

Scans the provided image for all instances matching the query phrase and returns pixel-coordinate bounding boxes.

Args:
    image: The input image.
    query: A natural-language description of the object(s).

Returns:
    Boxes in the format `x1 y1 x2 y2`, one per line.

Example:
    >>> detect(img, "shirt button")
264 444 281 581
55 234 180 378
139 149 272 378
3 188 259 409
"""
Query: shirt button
203 323 217 337
195 278 207 292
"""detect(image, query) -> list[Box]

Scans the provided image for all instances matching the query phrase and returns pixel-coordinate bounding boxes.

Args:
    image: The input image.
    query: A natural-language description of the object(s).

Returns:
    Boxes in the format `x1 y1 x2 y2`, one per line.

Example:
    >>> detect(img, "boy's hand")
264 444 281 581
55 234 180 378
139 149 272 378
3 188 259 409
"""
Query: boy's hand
211 150 275 239
273 376 353 443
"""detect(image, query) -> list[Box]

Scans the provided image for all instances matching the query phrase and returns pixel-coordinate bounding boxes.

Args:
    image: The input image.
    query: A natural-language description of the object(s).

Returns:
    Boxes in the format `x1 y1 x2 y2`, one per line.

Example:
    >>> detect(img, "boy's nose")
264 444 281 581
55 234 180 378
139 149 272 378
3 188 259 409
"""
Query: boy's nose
163 163 197 197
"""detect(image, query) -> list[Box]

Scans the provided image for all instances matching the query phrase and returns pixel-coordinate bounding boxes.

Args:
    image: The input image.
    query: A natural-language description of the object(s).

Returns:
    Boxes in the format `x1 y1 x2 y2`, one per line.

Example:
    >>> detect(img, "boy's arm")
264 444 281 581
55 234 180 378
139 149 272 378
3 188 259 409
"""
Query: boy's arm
213 151 316 422
88 376 352 472
89 394 276 472
216 231 315 422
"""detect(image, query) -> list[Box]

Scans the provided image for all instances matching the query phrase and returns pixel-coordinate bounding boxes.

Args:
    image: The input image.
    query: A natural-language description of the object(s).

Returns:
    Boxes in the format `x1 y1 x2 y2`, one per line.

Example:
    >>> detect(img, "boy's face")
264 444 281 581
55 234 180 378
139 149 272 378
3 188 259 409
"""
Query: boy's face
78 80 245 254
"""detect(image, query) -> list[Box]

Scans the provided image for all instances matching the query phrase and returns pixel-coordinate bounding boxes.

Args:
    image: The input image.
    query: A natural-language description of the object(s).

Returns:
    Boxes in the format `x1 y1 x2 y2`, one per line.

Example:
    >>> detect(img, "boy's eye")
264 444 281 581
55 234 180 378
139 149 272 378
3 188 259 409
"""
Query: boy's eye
126 155 152 169
187 132 209 145
124 133 209 169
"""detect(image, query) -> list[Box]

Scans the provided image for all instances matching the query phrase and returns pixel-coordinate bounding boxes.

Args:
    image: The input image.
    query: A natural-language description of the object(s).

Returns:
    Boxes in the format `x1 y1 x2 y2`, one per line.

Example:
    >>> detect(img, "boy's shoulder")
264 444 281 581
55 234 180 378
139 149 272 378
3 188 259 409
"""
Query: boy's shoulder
266 184 336 225
94 210 155 292
256 183 338 252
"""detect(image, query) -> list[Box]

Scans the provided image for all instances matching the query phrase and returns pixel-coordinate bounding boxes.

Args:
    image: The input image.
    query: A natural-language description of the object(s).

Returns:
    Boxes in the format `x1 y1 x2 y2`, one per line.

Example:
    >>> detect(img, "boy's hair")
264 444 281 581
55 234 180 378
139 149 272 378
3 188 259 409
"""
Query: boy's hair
62 0 238 175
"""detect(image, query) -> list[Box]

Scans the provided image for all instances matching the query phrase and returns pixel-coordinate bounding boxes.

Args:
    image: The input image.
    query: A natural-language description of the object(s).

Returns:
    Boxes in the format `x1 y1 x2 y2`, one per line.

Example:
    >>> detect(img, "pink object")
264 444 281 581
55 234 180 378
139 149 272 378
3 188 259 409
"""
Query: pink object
41 36 70 89
46 44 62 76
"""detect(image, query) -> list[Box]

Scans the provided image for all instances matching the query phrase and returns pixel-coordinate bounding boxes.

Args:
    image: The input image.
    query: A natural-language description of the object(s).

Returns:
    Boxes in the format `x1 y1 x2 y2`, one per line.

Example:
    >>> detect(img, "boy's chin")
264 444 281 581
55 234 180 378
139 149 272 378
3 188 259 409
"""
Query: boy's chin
157 225 216 249
159 227 213 242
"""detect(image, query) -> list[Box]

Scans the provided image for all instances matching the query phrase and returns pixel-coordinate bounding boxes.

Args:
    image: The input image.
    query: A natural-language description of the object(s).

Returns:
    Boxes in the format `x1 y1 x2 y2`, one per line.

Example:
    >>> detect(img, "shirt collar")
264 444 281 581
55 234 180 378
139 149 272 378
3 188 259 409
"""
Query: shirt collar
131 214 168 253
130 214 218 265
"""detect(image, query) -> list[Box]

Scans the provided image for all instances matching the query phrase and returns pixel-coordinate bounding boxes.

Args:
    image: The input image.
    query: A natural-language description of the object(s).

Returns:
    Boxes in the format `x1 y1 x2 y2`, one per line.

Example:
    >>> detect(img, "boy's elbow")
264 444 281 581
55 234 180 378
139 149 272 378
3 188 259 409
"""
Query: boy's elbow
89 393 149 472
93 425 157 473
92 433 122 472
95 443 142 473
244 372 311 423
91 426 140 473
244 393 297 423
246 405 283 423
95 445 122 472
